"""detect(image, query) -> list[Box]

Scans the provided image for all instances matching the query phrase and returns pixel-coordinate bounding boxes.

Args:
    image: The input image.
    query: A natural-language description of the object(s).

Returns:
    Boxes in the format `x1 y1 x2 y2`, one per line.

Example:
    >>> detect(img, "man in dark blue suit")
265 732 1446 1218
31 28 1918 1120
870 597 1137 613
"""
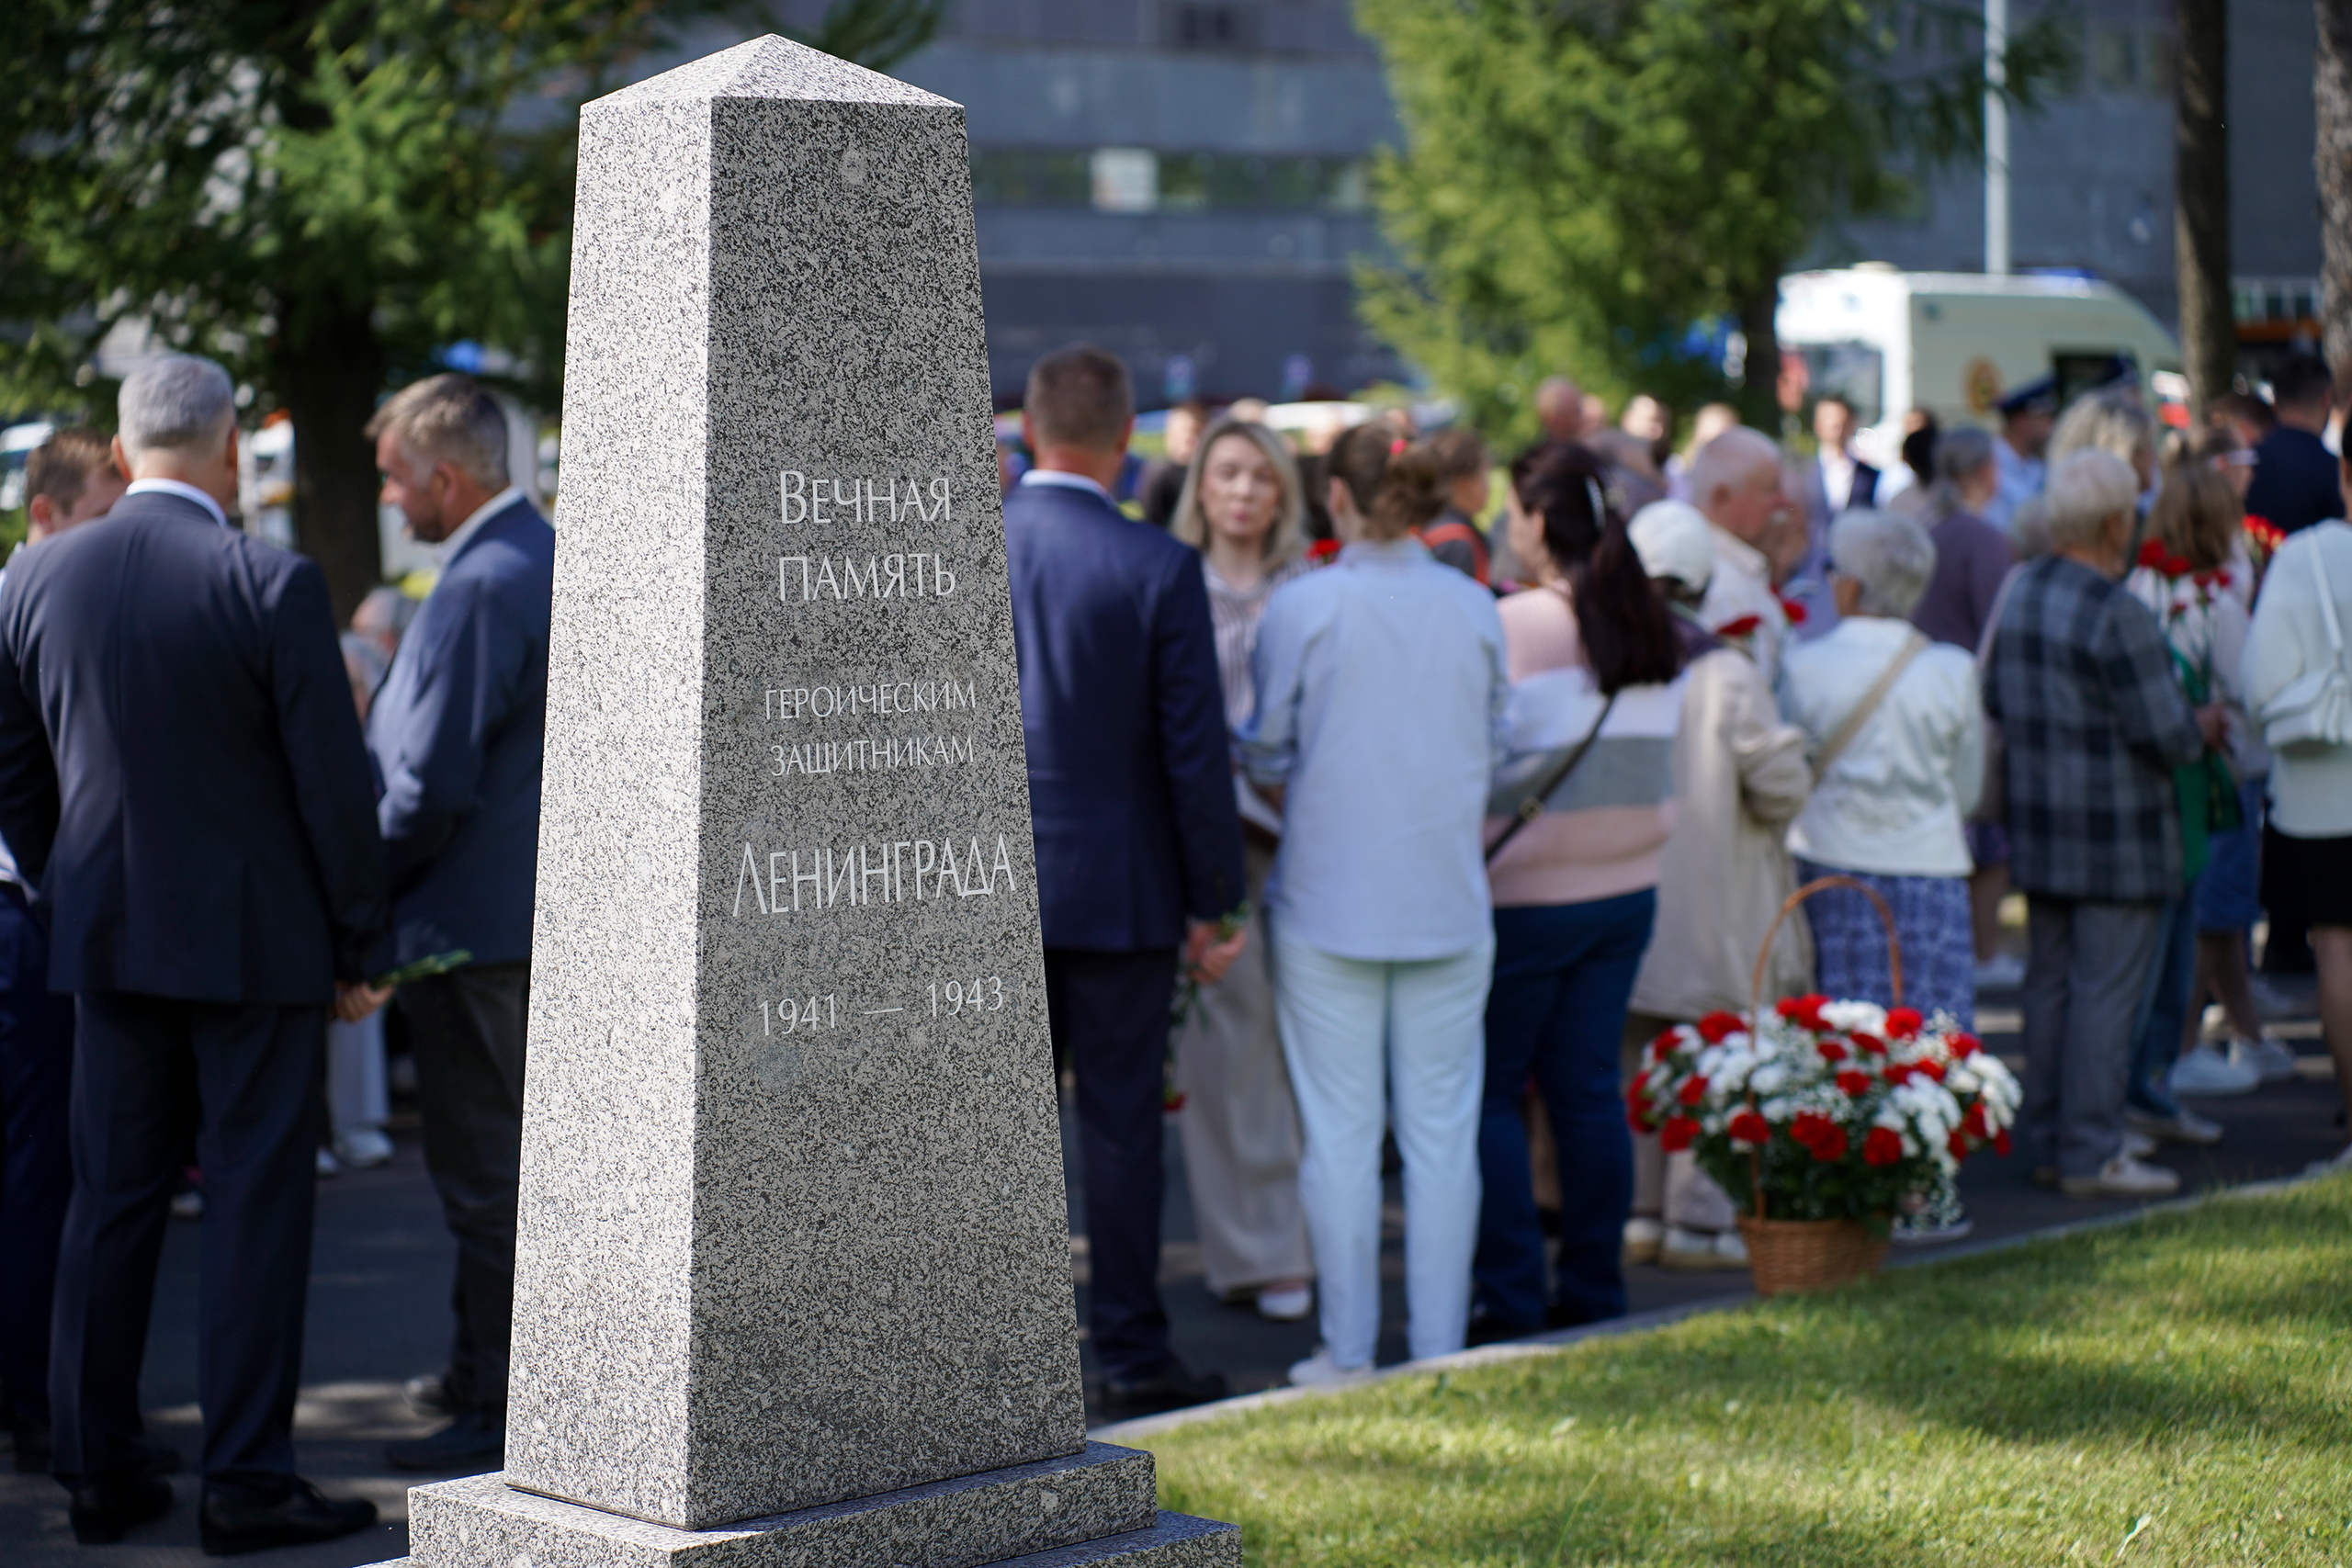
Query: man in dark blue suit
358 375 555 1471
0 355 389 1551
1005 345 1249 1418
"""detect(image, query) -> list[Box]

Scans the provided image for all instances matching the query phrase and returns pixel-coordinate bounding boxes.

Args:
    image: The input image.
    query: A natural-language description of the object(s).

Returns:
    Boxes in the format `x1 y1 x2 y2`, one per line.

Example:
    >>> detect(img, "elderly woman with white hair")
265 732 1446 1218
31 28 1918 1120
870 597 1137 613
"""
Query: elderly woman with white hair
1984 449 2221 1200
1781 511 1985 1238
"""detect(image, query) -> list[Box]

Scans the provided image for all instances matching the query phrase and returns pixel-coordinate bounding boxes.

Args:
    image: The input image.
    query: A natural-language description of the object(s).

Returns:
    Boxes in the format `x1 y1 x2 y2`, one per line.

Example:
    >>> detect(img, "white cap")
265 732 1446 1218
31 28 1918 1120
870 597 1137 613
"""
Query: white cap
1629 500 1714 592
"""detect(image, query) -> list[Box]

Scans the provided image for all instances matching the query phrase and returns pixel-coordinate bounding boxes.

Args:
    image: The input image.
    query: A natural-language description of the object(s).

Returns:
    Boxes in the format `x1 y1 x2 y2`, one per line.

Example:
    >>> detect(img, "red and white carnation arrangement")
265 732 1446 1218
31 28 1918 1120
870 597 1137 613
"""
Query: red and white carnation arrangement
1626 996 2021 1225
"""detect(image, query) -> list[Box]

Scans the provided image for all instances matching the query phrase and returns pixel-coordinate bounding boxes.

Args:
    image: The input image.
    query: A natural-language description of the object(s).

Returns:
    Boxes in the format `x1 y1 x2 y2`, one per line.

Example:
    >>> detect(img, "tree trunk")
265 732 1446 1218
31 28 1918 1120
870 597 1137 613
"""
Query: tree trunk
2176 0 2232 416
277 299 386 623
2318 0 2352 388
1737 281 1785 432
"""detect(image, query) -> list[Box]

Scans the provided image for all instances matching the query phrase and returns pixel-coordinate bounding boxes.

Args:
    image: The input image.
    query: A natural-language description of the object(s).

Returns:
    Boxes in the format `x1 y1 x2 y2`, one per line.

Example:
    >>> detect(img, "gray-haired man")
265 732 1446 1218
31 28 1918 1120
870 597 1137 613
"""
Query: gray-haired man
0 355 390 1550
361 373 555 1471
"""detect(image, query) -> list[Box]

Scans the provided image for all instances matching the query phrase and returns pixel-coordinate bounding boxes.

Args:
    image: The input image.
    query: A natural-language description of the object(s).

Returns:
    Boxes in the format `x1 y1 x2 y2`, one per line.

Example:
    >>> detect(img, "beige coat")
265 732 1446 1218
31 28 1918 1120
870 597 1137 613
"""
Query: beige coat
1631 644 1815 1021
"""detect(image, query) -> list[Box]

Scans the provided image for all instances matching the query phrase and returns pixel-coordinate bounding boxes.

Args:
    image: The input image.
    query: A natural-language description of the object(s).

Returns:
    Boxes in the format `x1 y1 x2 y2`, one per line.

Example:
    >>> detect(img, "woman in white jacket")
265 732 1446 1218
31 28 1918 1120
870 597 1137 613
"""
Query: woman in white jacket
2244 517 2352 1171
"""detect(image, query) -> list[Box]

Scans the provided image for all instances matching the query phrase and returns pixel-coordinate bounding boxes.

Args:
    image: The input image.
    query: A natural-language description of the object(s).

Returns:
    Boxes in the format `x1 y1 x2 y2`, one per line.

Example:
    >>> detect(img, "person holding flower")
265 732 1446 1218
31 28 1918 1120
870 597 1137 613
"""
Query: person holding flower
1165 417 1317 1324
1242 424 1510 1386
1780 510 1984 1238
1472 443 1685 1336
2123 443 2289 1128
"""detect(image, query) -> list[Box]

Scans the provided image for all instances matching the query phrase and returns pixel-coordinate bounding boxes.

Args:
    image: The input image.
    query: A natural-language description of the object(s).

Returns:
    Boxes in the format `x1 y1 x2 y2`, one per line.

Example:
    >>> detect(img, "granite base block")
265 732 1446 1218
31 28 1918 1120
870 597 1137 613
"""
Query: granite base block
402 1443 1160 1568
366 1514 1236 1568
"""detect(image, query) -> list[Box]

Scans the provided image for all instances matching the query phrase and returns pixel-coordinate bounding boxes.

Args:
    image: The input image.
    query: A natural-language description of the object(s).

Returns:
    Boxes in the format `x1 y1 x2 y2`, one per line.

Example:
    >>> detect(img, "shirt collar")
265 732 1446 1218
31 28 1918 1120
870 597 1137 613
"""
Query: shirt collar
1019 468 1115 507
433 485 526 568
124 478 230 530
1706 521 1770 580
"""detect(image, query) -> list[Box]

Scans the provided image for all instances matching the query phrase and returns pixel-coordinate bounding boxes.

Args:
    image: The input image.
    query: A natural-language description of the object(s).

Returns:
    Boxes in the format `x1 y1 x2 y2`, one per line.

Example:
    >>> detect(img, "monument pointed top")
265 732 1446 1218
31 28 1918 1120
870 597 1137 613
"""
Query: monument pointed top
593 33 960 111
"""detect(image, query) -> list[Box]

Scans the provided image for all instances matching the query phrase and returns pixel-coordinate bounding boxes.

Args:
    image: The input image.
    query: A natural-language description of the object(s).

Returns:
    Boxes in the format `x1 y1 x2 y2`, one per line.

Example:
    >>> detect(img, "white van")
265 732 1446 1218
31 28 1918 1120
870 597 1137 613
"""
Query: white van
1778 265 2182 463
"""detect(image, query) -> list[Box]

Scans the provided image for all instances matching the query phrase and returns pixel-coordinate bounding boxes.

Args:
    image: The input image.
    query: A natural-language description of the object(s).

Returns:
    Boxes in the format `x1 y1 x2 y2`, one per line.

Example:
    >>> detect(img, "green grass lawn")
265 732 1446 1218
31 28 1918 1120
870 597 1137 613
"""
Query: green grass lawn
1146 1176 2352 1565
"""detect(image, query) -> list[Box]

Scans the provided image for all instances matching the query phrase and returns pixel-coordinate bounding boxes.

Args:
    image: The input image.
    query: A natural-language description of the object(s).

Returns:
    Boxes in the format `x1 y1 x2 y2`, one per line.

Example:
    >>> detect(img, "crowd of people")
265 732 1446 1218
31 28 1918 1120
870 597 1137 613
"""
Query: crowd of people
1 336 2348 1522
0 358 552 1549
1011 344 2352 1416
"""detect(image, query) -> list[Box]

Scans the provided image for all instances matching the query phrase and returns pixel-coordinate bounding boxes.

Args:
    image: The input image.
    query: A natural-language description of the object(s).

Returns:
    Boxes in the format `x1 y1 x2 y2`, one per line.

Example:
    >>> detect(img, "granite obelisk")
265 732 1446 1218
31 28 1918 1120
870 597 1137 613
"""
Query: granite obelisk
378 35 1236 1568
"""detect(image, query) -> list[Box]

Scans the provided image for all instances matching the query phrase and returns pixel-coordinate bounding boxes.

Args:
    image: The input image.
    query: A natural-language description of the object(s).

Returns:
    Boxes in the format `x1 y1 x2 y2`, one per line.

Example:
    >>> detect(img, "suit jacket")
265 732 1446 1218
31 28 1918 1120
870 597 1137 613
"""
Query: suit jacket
366 497 556 968
0 490 389 1003
1005 477 1244 951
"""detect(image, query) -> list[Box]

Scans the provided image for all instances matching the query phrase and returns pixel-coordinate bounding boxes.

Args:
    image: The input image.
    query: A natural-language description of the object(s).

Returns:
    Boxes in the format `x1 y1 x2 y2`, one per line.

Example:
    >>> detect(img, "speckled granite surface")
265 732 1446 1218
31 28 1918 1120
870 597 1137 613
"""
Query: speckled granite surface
504 32 1083 1535
408 1444 1156 1568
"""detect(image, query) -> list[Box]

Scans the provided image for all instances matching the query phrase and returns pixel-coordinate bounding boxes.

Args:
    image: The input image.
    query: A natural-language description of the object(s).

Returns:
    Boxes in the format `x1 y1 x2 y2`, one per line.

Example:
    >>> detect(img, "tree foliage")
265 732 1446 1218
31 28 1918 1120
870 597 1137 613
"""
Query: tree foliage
0 0 945 614
1353 0 2077 442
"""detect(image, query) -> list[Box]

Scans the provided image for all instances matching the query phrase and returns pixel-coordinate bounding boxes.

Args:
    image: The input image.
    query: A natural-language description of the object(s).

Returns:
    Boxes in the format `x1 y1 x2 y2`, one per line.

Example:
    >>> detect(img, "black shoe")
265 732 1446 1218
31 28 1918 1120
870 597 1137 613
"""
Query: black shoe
198 1477 377 1556
1464 1313 1542 1348
402 1372 458 1419
384 1408 505 1472
1097 1362 1229 1421
68 1472 175 1544
11 1419 51 1474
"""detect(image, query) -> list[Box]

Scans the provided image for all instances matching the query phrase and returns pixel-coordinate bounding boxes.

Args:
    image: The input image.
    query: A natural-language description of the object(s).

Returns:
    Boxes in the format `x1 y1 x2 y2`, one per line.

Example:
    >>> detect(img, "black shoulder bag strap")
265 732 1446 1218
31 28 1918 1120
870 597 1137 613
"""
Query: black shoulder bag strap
1486 690 1618 864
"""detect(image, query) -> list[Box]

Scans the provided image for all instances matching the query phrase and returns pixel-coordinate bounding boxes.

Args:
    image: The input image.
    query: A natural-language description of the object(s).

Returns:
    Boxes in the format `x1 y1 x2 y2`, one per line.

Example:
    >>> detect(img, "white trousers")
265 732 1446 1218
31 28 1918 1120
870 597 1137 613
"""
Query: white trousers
1271 927 1492 1370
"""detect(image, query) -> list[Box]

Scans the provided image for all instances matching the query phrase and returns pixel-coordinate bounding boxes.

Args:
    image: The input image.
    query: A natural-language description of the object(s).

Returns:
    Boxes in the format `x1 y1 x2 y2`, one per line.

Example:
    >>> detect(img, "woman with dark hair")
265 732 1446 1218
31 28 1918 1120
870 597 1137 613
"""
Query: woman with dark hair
1471 441 1686 1337
1241 423 1510 1384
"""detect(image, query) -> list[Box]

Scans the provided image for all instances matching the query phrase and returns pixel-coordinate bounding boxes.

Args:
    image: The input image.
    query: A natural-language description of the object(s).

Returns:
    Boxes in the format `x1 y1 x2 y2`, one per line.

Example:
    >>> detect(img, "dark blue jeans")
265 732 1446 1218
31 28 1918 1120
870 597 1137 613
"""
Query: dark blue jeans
1474 889 1656 1331
2127 895 2199 1119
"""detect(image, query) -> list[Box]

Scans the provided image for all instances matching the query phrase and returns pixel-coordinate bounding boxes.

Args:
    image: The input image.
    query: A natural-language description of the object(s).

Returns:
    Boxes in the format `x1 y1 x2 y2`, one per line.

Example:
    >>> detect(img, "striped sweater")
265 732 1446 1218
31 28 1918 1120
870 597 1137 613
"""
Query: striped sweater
1484 587 1682 908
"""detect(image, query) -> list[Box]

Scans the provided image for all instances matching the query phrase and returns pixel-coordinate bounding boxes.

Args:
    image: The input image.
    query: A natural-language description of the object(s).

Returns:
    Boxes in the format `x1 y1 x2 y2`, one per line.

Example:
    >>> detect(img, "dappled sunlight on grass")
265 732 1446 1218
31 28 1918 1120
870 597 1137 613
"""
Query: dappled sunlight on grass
1148 1176 2352 1565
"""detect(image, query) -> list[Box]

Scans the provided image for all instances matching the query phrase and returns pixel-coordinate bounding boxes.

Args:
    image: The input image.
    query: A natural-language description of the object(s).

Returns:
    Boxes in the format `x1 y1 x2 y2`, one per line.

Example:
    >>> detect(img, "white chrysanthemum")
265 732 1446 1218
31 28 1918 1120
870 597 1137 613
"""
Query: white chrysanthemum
1821 999 1889 1033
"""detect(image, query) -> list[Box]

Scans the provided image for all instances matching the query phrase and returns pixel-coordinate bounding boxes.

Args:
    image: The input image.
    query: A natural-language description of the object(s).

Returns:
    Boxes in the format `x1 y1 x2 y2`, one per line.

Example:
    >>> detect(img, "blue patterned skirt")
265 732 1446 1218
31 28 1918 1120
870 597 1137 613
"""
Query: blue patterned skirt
1792 861 1974 1032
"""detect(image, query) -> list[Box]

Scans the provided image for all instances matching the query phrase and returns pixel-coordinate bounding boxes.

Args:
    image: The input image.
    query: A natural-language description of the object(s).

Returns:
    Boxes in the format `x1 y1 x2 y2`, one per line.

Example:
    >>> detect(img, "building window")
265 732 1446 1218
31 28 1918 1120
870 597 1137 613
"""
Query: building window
1164 3 1259 50
971 147 1370 212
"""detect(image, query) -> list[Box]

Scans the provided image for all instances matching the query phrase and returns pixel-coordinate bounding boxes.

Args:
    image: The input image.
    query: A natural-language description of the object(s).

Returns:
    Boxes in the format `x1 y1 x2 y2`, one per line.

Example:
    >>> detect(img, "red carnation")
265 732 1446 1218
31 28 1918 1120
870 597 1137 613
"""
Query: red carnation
1962 1102 1988 1137
1696 1010 1745 1043
1790 1111 1833 1145
1627 1105 1653 1133
1851 1032 1887 1056
1994 1128 2013 1156
1678 1075 1710 1106
1816 1039 1849 1063
1883 1062 1913 1086
1914 1058 1946 1082
1775 993 1830 1031
1647 1028 1679 1064
1777 593 1809 626
1883 1007 1923 1039
1949 1129 1970 1158
1660 1115 1700 1153
1836 1070 1873 1097
1806 1122 1848 1161
1715 614 1762 638
1950 1032 1980 1058
2136 538 2167 570
1727 1110 1772 1145
1862 1126 1904 1166
1306 538 1343 563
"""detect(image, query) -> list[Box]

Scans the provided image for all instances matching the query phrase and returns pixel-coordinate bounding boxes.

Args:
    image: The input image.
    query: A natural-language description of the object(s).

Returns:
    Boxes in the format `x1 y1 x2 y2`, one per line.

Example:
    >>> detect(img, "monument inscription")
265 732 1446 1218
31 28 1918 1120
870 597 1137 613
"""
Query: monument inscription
370 33 1236 1568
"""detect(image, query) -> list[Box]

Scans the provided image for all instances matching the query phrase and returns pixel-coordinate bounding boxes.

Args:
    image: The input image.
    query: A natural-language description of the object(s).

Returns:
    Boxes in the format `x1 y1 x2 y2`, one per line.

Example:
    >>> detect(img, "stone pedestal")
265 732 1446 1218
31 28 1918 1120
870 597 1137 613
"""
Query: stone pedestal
374 35 1233 1568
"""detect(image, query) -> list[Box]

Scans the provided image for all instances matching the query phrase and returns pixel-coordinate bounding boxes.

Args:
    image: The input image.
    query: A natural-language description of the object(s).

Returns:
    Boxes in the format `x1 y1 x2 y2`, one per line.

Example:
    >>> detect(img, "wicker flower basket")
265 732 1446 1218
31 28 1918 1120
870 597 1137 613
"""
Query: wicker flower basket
1736 1214 1892 1297
1736 875 1903 1296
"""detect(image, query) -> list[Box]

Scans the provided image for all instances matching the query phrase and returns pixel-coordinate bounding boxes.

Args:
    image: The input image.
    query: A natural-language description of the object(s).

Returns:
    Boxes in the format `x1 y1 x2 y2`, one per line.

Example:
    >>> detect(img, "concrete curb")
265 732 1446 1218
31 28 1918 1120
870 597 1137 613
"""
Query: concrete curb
1090 1165 2334 1445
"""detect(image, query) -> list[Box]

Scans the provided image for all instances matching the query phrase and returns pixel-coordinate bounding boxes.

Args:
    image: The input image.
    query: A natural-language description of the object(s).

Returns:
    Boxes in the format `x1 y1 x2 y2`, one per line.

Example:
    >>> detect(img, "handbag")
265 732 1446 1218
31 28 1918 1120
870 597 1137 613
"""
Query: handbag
1486 691 1618 864
2257 534 2352 753
1810 630 1928 783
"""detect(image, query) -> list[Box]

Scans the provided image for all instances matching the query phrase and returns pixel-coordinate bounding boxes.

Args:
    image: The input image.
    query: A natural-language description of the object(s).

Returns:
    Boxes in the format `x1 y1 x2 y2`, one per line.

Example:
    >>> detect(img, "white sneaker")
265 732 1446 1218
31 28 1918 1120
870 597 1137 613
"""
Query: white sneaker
1287 1348 1376 1388
1256 1283 1313 1323
1973 953 2027 992
169 1189 204 1221
2125 1105 2222 1145
1659 1225 1747 1270
1623 1216 1664 1266
334 1127 396 1169
2059 1156 2181 1199
2170 1044 2260 1097
2231 1036 2300 1083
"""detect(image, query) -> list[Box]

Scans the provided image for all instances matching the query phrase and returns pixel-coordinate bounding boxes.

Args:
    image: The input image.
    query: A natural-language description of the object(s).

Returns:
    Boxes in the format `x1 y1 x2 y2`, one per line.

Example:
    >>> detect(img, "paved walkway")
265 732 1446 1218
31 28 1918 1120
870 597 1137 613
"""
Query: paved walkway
1 988 2339 1565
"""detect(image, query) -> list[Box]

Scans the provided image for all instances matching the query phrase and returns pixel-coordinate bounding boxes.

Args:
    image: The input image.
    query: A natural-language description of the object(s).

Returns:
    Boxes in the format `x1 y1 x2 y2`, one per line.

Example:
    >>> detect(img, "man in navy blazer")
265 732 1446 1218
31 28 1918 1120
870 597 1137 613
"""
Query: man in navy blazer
1005 345 1248 1418
0 355 388 1551
358 374 555 1472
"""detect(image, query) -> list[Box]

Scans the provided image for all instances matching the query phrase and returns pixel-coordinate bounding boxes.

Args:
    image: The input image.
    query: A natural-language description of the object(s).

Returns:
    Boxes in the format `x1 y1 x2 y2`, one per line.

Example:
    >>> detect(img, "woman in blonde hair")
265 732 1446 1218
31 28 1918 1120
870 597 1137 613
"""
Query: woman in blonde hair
2122 441 2292 1128
1242 423 1509 1384
1165 419 1317 1323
